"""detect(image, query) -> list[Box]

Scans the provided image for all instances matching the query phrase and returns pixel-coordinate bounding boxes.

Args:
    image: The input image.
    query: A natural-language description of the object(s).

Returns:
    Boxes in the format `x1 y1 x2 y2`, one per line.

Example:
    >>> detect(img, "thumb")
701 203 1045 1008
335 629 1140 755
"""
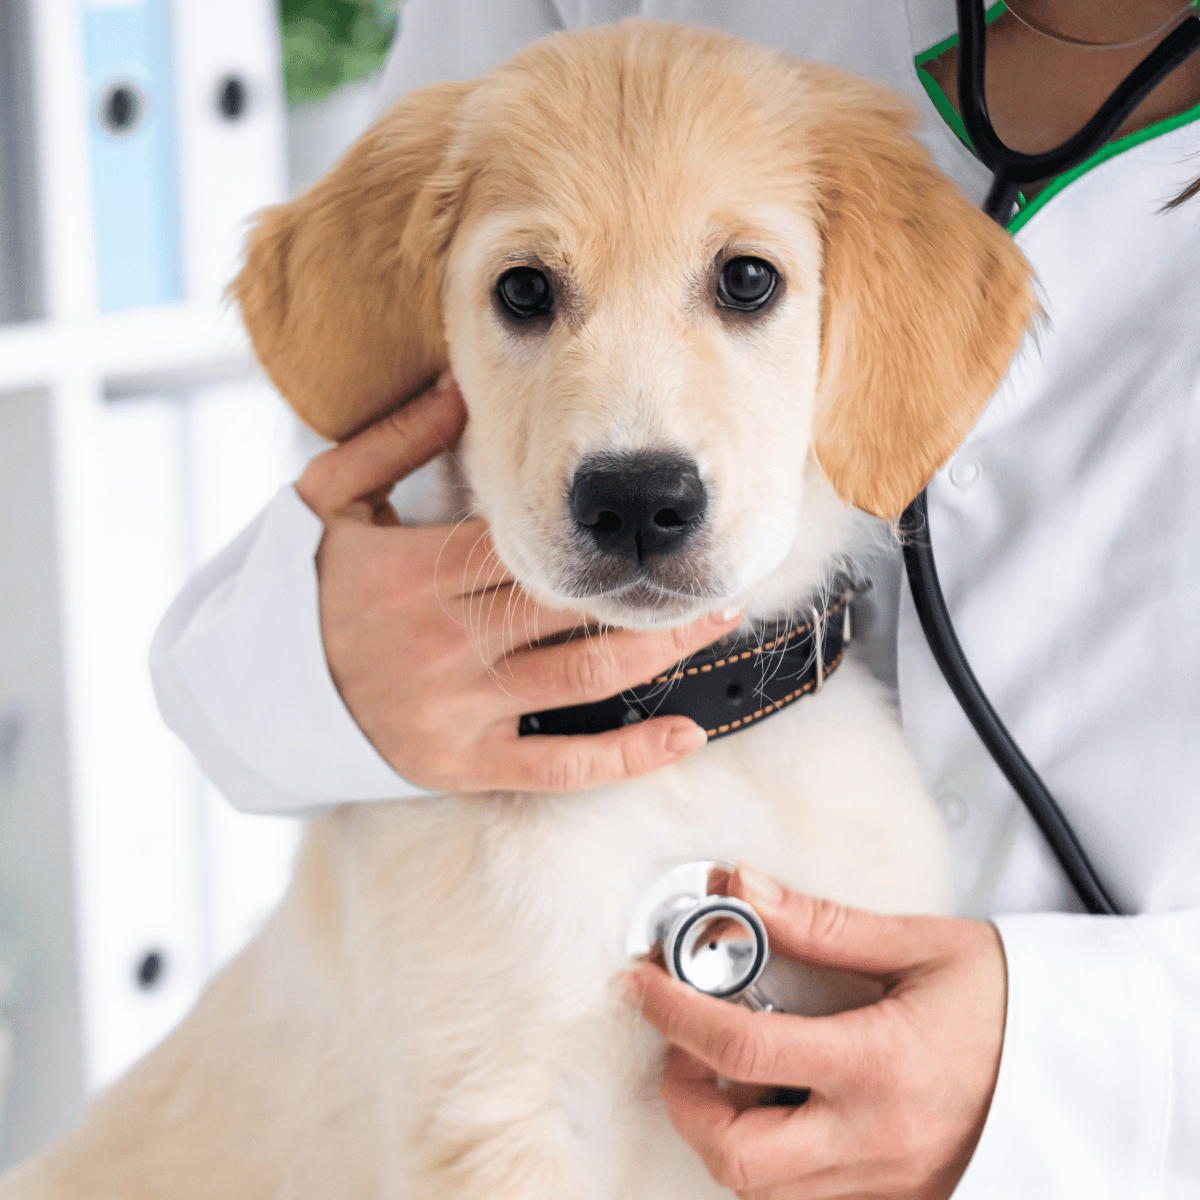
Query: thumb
727 864 931 980
296 372 468 521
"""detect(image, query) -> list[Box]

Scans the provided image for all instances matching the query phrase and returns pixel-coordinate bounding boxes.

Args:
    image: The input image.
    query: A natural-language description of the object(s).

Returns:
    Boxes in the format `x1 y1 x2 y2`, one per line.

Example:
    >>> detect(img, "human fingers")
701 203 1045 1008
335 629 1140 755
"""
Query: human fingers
662 1030 991 1200
455 582 592 659
628 881 1007 1200
319 515 581 665
334 520 579 657
311 514 738 792
460 715 711 793
658 1044 734 1135
658 1045 783 1156
297 372 467 521
319 517 515 607
498 612 742 712
662 1046 878 1195
652 1001 977 1200
660 1047 844 1197
623 963 845 1090
422 519 516 595
372 520 738 664
726 865 933 980
719 873 1005 1197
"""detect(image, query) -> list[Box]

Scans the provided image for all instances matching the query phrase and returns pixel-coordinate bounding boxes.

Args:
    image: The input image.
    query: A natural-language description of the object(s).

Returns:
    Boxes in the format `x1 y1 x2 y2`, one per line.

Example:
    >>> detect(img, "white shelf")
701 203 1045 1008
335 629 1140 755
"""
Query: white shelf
0 304 252 394
0 0 306 1161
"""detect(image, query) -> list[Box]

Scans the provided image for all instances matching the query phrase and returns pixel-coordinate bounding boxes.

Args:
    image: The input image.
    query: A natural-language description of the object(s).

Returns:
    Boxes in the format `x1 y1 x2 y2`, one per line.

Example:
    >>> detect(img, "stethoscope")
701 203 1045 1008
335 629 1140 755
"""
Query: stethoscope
626 861 780 1009
902 0 1200 920
631 3 1200 996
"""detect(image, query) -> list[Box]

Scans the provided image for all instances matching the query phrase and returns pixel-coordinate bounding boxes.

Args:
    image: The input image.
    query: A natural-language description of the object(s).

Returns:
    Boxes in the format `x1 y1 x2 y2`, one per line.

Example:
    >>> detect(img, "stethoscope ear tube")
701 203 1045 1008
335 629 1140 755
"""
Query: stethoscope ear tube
900 493 1120 916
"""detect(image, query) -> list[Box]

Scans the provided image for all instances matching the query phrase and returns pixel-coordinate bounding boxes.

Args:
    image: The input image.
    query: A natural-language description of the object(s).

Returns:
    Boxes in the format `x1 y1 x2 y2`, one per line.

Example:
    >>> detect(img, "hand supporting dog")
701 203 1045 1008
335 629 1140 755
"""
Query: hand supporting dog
624 865 1007 1200
296 372 742 793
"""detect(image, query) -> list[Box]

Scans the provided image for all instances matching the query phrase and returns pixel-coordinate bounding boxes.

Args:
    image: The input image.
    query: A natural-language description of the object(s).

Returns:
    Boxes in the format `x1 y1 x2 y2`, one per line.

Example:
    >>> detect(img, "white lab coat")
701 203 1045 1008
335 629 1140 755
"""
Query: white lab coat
150 1 1200 1193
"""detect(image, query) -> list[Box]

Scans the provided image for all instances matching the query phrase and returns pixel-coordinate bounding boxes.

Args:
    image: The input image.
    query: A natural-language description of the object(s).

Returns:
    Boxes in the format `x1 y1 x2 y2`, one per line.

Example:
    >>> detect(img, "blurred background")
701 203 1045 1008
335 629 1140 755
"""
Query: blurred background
0 0 401 1168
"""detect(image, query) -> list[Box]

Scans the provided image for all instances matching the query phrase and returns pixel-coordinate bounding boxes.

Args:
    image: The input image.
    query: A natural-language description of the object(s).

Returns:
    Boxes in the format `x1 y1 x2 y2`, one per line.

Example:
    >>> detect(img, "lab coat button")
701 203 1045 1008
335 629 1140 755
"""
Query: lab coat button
937 790 968 828
949 460 981 488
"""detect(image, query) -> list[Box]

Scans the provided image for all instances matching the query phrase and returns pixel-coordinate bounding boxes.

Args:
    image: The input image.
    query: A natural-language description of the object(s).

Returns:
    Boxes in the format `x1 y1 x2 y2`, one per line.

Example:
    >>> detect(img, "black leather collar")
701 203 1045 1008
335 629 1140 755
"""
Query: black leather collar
518 576 862 742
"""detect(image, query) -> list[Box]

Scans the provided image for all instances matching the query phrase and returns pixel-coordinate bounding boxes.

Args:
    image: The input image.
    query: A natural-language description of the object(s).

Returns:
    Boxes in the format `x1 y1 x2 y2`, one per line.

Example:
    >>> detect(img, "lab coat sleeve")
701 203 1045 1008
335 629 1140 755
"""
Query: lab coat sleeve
955 909 1200 1198
149 485 428 815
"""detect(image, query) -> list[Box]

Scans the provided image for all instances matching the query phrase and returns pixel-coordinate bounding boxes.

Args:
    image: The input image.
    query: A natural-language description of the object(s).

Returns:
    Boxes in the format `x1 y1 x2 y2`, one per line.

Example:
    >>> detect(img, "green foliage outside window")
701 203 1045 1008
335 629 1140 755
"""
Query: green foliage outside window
279 0 401 107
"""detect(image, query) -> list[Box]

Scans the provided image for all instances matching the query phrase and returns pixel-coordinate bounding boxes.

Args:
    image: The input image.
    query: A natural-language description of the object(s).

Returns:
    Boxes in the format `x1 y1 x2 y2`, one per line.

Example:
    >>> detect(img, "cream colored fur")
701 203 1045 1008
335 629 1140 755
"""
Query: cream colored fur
0 21 1033 1200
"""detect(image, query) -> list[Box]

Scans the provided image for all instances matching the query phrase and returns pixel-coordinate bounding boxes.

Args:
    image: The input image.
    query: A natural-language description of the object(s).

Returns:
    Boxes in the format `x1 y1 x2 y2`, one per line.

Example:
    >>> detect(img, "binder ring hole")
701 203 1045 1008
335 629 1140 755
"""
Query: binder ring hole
98 82 146 136
135 948 166 991
217 76 249 120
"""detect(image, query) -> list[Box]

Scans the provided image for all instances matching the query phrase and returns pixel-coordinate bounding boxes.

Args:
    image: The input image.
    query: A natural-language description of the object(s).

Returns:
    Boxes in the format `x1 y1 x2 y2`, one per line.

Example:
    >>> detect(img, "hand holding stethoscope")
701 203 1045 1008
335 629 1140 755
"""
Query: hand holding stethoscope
623 863 1007 1197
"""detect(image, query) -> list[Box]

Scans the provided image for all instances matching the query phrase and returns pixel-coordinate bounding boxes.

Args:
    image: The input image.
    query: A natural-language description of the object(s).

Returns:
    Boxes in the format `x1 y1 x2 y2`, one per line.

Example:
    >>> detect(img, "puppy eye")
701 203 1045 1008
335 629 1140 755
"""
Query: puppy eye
497 267 553 318
716 257 777 311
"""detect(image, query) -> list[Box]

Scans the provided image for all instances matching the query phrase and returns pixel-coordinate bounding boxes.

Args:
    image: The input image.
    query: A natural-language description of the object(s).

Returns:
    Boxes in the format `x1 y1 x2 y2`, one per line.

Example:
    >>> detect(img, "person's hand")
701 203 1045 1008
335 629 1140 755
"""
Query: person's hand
295 373 740 792
623 864 1007 1199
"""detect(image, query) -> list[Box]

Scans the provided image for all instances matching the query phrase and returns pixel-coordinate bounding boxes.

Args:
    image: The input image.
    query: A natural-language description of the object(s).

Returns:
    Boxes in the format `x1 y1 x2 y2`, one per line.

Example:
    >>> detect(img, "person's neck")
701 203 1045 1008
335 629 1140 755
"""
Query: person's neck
1011 0 1194 48
924 1 1200 178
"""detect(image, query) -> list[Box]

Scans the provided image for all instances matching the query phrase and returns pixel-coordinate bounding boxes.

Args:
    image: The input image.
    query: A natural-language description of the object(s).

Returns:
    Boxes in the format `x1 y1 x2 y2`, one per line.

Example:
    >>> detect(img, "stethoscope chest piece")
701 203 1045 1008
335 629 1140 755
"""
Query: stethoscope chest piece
626 861 777 1011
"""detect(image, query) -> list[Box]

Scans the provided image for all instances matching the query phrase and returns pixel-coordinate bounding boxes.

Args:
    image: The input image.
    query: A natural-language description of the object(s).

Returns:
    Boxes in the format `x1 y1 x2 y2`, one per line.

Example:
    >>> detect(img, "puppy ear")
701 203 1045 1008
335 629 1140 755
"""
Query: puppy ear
805 71 1034 518
233 81 475 440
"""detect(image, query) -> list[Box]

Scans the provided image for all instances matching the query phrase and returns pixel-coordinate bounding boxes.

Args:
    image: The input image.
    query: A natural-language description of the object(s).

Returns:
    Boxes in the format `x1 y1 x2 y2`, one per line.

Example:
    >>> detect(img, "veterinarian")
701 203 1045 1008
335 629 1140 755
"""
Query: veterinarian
151 1 1200 1196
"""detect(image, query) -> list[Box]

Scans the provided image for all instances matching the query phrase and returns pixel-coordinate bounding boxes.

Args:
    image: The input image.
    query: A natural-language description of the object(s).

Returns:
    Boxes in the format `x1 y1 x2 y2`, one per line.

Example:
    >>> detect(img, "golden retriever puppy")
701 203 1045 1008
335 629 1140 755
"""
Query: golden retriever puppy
0 20 1032 1200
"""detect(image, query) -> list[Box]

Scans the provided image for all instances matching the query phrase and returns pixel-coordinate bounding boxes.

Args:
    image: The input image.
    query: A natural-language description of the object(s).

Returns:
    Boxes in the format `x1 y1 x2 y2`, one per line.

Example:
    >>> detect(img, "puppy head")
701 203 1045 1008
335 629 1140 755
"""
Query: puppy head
236 22 1032 628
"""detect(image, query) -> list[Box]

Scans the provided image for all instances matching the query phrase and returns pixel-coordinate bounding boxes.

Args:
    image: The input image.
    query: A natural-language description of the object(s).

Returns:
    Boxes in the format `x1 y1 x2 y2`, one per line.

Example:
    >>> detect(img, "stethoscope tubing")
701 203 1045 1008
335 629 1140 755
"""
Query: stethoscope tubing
904 1 1200 916
956 0 1200 220
901 494 1121 916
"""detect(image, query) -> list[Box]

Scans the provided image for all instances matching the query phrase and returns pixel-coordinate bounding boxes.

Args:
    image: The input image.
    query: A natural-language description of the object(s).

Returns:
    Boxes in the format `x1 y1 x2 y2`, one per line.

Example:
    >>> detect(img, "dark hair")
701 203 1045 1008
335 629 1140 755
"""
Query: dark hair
1167 175 1200 208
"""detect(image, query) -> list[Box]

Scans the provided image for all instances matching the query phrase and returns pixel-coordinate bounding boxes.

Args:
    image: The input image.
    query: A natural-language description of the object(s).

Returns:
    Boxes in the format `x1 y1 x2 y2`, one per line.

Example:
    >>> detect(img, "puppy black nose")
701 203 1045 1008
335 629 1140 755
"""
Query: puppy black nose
569 453 707 560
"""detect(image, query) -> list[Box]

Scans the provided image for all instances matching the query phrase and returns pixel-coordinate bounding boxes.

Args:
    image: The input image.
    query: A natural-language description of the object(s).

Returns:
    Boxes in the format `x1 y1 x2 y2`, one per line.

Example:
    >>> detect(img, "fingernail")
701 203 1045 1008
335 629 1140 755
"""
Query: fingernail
709 606 742 623
737 863 782 907
666 723 708 755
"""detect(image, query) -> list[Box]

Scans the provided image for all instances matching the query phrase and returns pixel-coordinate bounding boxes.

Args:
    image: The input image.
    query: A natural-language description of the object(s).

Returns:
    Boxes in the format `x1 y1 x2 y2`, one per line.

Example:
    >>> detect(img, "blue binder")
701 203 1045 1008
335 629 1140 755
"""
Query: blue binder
82 0 182 312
